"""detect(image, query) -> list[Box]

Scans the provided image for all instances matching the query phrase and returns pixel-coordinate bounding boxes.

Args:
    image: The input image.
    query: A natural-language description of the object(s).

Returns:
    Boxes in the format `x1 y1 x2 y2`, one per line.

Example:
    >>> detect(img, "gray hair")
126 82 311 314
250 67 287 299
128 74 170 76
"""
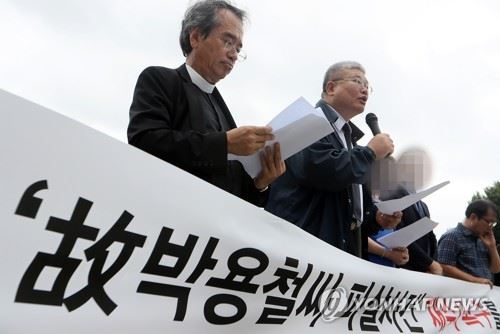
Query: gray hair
179 0 247 56
321 61 366 97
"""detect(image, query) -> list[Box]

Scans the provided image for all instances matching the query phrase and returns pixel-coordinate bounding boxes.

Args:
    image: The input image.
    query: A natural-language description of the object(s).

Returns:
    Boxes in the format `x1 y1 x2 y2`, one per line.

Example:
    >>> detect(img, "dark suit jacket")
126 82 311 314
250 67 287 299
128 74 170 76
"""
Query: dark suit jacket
265 100 376 256
128 65 265 206
381 185 437 272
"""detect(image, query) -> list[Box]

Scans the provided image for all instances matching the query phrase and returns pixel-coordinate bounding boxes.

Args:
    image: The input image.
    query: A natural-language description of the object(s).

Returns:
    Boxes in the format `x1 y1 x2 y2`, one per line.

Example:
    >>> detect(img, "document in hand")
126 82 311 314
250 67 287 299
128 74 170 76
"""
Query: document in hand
228 97 334 178
376 217 438 249
375 181 450 214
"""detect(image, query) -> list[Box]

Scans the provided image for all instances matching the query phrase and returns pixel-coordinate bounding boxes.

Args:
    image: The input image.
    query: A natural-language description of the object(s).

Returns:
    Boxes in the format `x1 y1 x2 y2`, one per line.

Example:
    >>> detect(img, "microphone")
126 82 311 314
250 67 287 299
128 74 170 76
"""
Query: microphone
365 113 381 135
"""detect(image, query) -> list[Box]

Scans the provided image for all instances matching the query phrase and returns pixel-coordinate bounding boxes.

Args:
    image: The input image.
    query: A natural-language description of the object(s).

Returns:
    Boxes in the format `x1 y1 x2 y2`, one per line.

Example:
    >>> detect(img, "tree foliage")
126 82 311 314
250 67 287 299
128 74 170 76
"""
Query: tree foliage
471 181 500 207
484 181 500 207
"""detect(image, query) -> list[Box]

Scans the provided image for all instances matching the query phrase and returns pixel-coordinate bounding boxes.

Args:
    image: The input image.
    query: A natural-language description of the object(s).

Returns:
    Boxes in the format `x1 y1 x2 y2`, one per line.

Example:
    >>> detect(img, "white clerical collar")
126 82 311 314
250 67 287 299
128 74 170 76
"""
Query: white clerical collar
186 64 215 94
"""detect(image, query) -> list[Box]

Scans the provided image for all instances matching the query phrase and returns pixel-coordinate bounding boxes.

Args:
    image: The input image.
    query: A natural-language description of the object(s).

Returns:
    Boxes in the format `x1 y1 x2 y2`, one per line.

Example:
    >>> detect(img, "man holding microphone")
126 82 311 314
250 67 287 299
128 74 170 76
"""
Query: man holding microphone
266 61 393 257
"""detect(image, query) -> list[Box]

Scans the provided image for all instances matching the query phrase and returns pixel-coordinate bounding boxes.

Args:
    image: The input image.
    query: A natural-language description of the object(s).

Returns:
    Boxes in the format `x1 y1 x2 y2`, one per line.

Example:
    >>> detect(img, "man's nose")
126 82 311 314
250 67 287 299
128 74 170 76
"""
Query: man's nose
227 48 237 62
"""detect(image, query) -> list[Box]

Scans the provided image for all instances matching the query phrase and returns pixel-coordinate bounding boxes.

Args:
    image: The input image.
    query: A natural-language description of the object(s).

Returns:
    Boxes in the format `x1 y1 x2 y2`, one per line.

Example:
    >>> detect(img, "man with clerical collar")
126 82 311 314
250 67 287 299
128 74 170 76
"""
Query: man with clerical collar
265 61 394 257
128 0 285 205
438 199 500 287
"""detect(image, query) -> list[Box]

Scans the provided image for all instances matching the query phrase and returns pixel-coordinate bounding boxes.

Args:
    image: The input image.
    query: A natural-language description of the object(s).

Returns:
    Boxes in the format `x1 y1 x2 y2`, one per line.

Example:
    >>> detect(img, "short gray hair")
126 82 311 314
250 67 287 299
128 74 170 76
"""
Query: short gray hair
179 0 247 56
322 61 366 96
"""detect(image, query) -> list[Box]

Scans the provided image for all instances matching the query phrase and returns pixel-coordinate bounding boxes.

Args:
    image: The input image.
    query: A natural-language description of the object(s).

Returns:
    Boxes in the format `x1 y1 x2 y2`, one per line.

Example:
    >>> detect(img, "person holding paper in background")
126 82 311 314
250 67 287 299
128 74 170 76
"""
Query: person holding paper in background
380 148 442 275
128 0 285 205
266 61 394 257
367 209 409 267
437 200 500 287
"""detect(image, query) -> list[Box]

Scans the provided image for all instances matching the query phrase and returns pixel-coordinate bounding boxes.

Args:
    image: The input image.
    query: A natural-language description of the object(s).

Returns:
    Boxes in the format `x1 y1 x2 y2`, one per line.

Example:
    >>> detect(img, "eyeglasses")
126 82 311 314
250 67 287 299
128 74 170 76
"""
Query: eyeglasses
332 77 373 94
221 37 247 62
480 217 498 228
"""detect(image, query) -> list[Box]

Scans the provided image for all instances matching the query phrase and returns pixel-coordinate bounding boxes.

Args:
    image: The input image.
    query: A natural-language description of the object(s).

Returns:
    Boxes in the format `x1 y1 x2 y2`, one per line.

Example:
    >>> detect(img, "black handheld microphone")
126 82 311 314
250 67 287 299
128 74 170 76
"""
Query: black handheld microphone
365 113 381 135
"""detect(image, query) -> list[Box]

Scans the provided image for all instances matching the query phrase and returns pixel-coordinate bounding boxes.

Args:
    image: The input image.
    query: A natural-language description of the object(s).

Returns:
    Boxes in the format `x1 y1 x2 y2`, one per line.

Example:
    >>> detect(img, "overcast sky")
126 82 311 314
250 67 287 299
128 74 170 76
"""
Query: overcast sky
1 0 499 236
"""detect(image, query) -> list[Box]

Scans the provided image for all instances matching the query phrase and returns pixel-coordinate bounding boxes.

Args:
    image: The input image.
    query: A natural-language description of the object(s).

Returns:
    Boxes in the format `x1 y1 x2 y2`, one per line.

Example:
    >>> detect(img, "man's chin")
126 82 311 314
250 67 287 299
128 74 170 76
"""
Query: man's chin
353 107 365 116
214 70 231 82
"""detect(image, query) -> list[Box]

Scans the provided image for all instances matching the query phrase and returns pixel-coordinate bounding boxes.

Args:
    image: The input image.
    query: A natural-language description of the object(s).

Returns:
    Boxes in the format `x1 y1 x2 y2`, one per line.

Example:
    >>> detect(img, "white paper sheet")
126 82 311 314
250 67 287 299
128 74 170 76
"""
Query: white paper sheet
267 97 317 130
377 217 438 249
375 181 450 214
228 97 334 178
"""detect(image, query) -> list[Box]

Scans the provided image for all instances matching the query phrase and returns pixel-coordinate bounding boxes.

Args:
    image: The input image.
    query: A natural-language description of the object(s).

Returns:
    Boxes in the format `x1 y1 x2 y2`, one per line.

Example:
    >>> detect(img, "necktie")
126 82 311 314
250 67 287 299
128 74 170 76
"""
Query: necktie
343 123 362 223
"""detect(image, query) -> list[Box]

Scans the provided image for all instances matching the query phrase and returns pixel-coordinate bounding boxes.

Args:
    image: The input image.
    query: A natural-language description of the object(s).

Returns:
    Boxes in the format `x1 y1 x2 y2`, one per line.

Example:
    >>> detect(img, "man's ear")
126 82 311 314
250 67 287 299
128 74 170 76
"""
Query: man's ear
325 80 336 96
189 28 201 50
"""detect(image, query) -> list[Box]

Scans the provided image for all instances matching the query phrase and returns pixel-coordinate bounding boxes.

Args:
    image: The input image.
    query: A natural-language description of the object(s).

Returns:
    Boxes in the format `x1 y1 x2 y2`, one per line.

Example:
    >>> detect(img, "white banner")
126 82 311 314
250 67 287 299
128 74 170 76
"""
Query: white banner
1 89 500 333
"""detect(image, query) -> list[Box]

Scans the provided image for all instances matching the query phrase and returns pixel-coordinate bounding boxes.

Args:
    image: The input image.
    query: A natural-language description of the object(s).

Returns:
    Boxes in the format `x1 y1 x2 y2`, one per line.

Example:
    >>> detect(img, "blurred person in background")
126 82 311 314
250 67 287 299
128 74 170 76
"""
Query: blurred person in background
379 148 442 275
